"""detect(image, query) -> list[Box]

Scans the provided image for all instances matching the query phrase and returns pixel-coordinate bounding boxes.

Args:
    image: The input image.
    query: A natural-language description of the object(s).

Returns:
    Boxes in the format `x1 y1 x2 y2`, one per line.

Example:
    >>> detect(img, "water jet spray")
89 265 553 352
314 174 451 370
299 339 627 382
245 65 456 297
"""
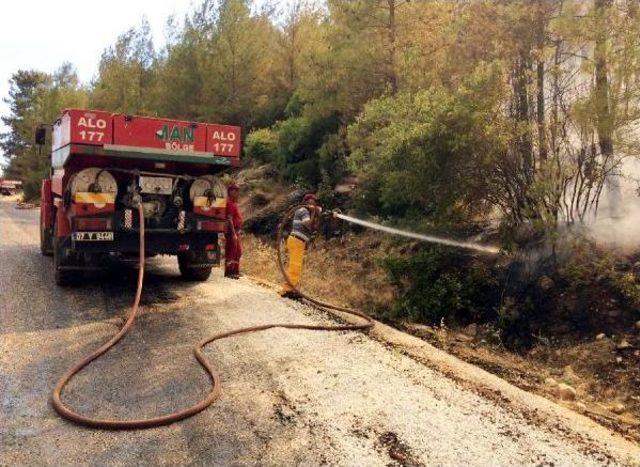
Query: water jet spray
333 212 500 255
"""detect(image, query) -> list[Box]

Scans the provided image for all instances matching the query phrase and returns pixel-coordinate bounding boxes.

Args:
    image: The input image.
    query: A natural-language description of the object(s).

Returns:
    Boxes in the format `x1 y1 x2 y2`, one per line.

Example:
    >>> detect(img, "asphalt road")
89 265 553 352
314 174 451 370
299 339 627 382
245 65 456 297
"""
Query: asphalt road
1 197 639 466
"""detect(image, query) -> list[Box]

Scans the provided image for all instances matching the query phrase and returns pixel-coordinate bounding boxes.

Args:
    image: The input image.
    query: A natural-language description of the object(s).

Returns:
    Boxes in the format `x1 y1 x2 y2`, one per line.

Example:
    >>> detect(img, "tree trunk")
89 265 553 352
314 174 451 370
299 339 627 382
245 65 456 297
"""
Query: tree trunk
387 0 398 94
513 52 534 182
594 0 621 217
536 3 547 160
536 61 547 161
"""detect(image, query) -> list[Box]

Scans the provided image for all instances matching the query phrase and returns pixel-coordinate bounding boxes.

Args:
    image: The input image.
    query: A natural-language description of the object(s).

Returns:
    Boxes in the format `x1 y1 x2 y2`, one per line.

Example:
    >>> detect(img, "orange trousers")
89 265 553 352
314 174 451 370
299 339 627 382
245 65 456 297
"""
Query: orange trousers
282 235 306 292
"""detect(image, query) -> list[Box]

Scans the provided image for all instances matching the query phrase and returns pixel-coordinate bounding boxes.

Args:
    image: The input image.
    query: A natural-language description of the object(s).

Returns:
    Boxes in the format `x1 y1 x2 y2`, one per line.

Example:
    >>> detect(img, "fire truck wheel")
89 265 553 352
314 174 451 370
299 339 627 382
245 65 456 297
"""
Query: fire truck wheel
53 222 82 286
40 211 53 256
177 251 213 281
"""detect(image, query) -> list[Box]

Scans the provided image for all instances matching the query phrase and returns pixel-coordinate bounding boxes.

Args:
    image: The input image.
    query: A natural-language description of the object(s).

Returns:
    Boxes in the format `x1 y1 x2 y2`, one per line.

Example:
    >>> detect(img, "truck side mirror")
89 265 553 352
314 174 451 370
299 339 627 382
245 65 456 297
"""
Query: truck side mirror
35 126 47 145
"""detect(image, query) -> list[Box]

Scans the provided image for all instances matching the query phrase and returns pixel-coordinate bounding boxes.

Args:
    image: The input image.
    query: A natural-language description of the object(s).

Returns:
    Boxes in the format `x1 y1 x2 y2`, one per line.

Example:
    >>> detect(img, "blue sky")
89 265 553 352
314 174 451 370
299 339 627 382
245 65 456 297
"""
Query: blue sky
0 0 196 166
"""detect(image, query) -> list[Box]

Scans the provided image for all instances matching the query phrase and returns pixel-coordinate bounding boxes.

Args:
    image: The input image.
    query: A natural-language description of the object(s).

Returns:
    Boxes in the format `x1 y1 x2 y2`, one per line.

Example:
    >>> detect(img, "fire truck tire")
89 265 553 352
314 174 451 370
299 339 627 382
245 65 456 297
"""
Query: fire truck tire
40 212 53 256
53 221 82 286
177 251 213 281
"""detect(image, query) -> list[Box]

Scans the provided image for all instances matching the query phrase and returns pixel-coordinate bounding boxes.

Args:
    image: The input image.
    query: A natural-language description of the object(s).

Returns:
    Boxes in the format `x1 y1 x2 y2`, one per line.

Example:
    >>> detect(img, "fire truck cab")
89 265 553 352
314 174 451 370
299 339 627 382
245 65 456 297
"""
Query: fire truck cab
39 109 241 286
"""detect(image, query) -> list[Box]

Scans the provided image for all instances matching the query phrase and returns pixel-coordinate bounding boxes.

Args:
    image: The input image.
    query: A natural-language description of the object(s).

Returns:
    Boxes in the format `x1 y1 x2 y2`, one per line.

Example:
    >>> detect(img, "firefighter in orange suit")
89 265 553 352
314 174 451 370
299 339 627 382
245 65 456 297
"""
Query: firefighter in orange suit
281 193 321 298
224 183 243 279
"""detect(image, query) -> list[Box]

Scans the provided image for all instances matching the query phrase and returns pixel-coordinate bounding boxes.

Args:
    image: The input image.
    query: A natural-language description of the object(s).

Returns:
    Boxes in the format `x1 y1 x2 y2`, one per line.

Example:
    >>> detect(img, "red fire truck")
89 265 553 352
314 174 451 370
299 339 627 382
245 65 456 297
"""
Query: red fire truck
39 109 241 285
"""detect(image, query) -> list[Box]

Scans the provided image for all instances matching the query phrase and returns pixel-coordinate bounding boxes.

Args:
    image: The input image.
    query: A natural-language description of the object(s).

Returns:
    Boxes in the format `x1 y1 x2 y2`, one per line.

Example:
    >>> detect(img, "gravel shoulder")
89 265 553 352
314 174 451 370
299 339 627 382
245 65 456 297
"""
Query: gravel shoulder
1 198 639 466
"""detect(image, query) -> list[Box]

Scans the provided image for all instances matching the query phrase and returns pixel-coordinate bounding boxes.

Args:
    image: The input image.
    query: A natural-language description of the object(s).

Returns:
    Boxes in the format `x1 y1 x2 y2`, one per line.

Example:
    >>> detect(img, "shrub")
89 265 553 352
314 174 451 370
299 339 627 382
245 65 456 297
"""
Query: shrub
316 133 348 186
244 128 278 163
561 242 640 309
382 246 499 325
494 237 640 349
272 114 340 186
346 62 507 222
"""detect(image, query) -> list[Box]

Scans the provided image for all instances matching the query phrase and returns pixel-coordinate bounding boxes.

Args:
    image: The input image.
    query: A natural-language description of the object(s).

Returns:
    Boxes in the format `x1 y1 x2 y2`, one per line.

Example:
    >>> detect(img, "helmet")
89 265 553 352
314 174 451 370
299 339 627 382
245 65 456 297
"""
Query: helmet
303 193 317 203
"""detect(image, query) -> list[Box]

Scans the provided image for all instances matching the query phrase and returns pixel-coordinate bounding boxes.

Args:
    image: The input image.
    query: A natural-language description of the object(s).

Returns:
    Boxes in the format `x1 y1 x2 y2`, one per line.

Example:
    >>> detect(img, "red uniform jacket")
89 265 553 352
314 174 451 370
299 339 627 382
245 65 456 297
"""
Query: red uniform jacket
225 200 243 275
226 200 243 231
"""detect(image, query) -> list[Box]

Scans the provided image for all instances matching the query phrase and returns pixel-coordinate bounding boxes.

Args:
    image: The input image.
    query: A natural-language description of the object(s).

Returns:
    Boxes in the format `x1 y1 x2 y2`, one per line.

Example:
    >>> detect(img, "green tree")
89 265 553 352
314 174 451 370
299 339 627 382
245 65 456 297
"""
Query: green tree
195 0 284 128
298 0 408 120
148 21 204 120
347 63 507 222
90 19 157 114
1 70 49 174
1 64 88 198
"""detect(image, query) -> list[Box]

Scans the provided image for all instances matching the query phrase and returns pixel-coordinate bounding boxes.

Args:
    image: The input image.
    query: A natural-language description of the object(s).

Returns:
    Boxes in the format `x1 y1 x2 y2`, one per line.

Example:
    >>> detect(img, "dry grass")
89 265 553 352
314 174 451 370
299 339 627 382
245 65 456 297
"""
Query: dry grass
242 233 396 312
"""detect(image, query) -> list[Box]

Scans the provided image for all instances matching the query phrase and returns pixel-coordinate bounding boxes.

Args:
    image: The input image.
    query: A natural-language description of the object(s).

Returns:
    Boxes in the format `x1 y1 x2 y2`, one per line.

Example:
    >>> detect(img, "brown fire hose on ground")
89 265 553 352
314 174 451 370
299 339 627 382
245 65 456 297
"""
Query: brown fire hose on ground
51 204 374 429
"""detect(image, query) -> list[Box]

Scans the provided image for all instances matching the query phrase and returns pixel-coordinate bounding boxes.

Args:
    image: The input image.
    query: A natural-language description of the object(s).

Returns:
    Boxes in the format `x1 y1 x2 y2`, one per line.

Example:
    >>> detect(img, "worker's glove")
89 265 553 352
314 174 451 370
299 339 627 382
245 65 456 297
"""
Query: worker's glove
320 210 333 221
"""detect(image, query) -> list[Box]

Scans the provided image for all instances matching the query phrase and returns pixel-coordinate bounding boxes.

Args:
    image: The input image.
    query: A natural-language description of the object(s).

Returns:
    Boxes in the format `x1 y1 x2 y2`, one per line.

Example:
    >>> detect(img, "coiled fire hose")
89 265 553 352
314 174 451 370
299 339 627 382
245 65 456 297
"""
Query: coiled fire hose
51 204 374 429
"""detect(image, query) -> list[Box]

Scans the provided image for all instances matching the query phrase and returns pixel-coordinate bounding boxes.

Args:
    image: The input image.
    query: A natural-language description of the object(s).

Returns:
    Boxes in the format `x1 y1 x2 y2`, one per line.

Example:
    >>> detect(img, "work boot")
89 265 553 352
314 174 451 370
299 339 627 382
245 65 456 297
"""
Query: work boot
280 290 302 300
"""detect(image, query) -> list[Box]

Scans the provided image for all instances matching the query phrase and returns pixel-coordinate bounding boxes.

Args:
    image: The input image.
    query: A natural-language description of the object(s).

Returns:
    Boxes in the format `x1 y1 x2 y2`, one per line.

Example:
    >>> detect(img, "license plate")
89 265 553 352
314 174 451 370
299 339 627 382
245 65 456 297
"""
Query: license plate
72 232 114 241
139 176 173 195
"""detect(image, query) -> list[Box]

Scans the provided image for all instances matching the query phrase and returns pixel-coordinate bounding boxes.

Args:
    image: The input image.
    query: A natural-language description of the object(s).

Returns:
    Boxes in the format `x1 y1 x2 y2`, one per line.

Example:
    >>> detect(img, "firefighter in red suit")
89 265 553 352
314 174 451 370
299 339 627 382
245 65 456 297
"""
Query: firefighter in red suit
224 183 243 279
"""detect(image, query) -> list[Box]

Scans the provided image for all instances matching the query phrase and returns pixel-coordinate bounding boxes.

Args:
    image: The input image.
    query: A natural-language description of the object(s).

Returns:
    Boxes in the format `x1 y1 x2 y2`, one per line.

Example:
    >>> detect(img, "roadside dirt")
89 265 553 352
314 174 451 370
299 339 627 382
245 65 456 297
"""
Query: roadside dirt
400 321 640 442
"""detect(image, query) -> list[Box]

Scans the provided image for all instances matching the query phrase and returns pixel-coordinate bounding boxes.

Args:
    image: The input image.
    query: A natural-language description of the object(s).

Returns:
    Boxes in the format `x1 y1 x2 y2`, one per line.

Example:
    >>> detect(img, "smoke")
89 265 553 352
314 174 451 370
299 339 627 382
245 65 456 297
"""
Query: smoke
586 157 640 251
334 213 500 254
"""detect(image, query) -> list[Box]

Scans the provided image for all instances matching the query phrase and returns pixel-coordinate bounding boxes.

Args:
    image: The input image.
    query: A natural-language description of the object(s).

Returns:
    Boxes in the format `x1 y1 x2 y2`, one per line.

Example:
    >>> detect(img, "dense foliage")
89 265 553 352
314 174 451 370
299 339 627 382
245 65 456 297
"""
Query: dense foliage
347 64 507 221
382 247 500 325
